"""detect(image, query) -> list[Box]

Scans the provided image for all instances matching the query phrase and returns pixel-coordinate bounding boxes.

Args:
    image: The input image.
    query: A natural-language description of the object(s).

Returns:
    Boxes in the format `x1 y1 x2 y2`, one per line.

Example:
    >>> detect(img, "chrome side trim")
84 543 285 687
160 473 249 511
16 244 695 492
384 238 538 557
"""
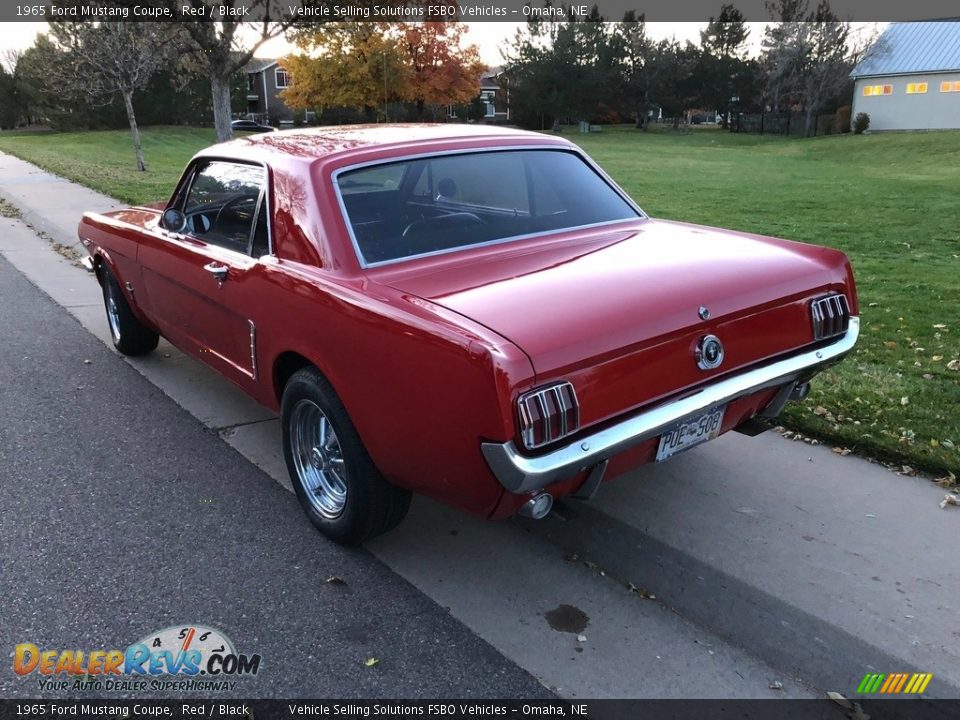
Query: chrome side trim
249 319 258 381
482 317 860 494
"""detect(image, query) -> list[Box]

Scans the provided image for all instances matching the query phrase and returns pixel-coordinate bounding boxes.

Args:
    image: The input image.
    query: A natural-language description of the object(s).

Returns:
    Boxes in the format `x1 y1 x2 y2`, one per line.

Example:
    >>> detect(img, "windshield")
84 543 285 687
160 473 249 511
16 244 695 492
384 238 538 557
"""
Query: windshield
335 149 640 266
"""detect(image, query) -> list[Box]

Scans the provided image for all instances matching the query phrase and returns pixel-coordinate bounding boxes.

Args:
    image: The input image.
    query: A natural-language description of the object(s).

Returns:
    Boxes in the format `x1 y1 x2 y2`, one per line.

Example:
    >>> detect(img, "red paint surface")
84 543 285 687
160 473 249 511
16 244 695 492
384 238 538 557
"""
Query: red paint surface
78 125 857 519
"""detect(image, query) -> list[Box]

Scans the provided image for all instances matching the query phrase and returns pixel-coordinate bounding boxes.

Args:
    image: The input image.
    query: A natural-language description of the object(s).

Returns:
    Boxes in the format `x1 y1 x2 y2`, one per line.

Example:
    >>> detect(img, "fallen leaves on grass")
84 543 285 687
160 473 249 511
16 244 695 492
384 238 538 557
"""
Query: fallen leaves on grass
947 359 960 371
832 447 852 456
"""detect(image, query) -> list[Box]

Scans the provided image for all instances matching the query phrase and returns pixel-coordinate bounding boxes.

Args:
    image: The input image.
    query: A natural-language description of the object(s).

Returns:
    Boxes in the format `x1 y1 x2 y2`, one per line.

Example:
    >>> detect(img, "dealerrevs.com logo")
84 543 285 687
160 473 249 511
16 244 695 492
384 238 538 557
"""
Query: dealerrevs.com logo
14 625 261 693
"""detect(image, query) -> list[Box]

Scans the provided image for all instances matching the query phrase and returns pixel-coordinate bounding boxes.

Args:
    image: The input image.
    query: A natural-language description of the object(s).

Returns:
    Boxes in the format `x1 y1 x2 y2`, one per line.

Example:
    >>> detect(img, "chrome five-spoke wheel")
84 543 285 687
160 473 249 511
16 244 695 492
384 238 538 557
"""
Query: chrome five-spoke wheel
280 366 411 545
105 284 122 343
98 263 159 356
289 399 347 519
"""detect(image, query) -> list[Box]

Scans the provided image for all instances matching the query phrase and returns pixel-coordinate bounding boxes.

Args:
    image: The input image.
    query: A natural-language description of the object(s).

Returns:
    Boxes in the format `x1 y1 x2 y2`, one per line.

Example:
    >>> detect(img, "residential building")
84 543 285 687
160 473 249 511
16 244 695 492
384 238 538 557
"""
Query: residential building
242 58 309 126
850 21 960 131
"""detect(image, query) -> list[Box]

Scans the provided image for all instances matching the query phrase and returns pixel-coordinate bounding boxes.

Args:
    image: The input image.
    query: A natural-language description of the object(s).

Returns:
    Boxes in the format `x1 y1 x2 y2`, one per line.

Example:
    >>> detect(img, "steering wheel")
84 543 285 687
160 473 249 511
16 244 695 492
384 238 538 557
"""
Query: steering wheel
214 194 257 230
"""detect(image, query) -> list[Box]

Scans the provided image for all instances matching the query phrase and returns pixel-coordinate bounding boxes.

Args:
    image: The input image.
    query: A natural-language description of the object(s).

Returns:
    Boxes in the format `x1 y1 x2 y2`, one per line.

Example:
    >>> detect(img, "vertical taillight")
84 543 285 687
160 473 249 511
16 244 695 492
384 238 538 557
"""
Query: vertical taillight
517 382 580 450
811 294 850 340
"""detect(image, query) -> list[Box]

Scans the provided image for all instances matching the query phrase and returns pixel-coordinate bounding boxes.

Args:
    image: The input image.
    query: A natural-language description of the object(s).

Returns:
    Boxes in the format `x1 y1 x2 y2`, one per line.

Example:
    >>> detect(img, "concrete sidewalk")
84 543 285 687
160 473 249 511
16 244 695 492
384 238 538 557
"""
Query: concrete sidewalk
1 149 957 700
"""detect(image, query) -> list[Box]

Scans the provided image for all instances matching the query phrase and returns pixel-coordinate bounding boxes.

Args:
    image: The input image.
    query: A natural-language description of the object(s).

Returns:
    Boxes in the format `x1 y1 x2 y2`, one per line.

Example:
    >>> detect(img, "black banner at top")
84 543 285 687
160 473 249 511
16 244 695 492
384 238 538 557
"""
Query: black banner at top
1 0 958 22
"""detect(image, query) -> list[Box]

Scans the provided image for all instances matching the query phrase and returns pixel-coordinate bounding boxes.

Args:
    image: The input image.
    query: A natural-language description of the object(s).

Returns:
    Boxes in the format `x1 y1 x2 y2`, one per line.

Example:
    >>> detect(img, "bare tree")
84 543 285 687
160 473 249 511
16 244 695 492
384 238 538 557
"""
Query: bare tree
173 0 300 142
762 0 857 133
0 49 24 74
46 22 180 170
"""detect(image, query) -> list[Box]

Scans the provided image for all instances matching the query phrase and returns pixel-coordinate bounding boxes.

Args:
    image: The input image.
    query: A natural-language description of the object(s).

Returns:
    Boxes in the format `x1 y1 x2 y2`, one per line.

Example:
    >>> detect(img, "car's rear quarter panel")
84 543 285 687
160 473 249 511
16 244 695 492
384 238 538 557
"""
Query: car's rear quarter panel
254 262 534 517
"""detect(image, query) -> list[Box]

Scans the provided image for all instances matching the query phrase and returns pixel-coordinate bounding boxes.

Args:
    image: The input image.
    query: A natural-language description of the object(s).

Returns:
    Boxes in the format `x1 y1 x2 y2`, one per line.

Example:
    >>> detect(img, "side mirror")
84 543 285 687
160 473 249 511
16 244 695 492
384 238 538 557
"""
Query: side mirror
161 208 186 233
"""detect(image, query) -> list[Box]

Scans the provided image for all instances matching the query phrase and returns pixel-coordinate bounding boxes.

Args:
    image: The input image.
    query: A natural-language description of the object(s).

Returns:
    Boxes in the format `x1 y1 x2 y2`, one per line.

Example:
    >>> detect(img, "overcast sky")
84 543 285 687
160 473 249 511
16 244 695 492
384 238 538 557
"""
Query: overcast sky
0 21 884 68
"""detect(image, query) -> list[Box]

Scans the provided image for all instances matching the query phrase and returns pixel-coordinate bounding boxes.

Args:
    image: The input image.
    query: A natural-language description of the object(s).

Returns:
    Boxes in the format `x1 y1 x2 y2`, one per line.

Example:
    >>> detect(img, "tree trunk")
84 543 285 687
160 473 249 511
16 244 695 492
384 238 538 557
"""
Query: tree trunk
121 90 146 172
804 106 815 137
210 74 233 143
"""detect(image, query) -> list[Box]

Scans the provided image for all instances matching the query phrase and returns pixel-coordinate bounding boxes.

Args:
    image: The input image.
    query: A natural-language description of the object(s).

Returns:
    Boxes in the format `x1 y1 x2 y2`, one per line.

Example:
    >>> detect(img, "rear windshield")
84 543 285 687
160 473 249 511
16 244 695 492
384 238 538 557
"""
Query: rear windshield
335 149 640 266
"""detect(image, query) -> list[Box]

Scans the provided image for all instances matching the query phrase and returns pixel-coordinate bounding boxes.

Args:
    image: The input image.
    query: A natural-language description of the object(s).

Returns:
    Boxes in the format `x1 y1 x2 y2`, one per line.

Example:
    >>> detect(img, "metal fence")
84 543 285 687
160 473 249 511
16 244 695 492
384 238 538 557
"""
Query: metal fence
731 112 846 137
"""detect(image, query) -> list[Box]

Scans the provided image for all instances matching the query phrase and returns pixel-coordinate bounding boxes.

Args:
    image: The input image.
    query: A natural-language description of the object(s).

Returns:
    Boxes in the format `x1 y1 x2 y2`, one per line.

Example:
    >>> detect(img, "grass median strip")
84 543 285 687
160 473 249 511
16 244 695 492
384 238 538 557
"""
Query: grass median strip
0 124 957 475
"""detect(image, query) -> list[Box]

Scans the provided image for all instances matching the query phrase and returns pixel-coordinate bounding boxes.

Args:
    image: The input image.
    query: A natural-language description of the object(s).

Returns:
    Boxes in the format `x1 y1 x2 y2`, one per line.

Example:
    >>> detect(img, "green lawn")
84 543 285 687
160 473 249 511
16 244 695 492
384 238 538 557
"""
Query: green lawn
0 124 957 476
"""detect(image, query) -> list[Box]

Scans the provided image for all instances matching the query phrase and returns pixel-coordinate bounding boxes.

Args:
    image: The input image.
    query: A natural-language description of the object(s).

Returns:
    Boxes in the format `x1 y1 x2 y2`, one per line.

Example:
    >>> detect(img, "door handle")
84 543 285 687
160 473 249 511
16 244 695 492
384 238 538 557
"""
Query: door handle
203 262 229 282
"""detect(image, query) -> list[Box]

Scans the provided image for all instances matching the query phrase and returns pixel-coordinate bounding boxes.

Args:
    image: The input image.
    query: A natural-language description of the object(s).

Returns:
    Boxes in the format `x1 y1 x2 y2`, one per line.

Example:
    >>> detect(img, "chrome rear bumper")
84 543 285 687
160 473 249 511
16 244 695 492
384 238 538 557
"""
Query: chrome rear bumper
482 317 859 494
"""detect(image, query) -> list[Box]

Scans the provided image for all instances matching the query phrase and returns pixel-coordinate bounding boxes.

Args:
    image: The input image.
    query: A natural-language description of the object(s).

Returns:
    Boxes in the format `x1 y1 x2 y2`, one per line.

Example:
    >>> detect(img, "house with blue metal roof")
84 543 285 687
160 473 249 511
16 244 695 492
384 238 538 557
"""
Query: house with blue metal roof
850 21 960 130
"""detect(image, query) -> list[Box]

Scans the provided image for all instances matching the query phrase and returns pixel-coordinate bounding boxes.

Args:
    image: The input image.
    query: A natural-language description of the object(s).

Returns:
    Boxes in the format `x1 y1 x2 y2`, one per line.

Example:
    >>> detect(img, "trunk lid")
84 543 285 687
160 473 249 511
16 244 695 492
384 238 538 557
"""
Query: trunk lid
374 219 851 428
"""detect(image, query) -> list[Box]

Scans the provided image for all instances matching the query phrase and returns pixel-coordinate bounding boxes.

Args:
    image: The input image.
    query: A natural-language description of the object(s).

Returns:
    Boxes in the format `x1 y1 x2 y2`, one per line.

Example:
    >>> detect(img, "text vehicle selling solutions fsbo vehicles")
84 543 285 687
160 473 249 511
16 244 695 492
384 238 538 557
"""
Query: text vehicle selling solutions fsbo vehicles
78 125 859 544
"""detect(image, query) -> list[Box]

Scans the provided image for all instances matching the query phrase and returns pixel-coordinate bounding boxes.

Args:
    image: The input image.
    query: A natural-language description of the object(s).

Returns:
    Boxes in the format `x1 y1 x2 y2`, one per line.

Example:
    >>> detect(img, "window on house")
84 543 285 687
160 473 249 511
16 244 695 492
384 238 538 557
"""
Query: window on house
862 84 893 96
248 74 256 92
906 82 928 94
940 81 960 93
275 68 290 89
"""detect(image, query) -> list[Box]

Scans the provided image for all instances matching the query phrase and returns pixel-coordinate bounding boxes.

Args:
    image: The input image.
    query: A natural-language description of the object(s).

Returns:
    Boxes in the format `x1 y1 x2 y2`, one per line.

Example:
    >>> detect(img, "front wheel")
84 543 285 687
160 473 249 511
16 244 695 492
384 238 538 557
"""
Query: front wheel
281 367 411 545
100 264 159 356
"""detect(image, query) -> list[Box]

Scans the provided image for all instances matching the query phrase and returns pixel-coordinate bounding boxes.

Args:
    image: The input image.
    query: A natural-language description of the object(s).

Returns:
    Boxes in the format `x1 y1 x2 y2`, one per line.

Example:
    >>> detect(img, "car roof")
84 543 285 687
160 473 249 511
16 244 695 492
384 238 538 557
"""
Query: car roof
195 124 573 167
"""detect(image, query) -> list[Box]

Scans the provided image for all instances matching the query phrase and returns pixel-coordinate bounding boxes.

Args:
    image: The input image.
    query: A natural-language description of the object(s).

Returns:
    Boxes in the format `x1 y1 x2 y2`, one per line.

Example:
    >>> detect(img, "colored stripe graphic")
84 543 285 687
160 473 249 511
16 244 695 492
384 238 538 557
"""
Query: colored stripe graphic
893 674 909 693
858 672 932 694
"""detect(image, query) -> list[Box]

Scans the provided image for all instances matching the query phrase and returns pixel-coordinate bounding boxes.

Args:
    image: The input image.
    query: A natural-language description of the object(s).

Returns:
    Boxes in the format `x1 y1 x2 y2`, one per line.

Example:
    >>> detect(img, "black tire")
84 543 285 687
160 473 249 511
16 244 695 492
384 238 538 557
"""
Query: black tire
281 366 411 545
100 264 159 356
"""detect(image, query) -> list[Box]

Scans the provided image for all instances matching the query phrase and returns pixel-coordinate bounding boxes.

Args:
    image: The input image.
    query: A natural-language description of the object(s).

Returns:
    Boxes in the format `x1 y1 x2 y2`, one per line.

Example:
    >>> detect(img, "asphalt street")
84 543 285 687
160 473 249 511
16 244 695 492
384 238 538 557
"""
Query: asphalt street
0 254 552 699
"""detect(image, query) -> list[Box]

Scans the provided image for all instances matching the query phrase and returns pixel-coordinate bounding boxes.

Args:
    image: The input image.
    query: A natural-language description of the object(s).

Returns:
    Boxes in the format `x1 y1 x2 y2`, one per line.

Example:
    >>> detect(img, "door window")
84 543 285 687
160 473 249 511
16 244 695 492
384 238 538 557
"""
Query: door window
182 161 267 256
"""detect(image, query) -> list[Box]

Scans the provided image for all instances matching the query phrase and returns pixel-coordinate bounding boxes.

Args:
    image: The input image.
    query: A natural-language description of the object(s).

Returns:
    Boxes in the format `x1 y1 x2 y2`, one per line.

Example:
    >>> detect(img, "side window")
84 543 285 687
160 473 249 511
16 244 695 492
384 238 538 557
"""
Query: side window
182 161 265 255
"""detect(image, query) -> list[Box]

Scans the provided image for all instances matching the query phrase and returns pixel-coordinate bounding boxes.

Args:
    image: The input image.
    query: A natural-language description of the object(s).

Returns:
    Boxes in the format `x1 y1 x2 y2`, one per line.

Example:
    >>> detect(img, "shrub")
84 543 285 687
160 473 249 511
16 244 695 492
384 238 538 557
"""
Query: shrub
853 112 870 134
836 105 851 133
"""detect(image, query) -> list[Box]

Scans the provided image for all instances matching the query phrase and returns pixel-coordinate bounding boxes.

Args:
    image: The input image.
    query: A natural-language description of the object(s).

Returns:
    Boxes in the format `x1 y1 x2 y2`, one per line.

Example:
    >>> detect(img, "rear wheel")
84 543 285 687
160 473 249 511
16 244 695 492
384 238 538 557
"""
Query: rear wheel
100 264 159 356
281 366 411 545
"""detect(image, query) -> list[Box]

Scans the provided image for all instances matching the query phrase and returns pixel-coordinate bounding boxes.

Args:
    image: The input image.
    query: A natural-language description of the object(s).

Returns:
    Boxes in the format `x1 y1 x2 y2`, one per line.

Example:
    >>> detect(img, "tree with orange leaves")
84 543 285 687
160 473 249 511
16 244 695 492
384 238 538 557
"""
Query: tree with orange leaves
280 19 485 120
399 21 487 119
280 22 409 120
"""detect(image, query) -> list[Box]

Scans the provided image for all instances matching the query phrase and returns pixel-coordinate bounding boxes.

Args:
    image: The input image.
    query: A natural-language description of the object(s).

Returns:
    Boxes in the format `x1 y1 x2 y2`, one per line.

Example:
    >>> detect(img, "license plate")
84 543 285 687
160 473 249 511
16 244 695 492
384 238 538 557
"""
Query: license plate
655 406 726 462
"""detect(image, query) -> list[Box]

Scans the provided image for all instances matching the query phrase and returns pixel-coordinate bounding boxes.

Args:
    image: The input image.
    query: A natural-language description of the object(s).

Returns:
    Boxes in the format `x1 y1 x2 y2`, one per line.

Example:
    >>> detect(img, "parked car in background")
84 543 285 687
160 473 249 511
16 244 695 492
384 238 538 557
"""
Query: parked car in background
77 125 859 545
231 119 277 133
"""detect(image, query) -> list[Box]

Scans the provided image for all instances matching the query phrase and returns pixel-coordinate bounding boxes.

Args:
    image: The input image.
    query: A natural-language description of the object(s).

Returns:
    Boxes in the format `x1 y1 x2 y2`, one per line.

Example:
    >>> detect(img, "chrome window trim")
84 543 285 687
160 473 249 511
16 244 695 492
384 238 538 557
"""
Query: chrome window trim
330 145 647 270
173 157 274 259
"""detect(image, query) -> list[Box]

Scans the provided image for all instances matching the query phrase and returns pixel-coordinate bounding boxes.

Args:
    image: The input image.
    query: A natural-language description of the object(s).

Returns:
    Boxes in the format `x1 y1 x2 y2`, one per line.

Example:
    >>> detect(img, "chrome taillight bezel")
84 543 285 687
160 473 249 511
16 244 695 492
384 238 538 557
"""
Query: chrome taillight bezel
811 293 850 341
517 382 580 450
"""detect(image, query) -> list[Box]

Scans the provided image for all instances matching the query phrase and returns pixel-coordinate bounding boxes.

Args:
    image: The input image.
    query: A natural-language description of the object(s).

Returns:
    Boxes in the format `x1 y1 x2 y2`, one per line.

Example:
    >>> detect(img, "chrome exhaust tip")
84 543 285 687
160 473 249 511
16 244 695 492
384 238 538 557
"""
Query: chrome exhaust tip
518 492 553 520
790 382 811 401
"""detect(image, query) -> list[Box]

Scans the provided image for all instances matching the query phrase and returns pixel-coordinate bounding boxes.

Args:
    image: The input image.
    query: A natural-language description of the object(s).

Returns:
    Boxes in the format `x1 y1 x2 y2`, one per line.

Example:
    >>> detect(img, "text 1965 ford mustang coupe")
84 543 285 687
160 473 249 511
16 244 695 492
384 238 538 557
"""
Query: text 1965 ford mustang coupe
78 125 858 544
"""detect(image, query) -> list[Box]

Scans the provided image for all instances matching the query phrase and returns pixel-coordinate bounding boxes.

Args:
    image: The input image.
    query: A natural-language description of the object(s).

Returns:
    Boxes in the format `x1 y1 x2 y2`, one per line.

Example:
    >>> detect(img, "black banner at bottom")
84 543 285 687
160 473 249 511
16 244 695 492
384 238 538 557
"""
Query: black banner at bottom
2 700 960 720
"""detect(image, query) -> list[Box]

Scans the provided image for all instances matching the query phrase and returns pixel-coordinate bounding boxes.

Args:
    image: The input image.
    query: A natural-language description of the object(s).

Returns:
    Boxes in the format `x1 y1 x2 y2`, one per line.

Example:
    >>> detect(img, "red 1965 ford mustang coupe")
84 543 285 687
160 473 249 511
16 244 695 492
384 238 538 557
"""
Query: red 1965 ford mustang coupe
78 125 858 544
